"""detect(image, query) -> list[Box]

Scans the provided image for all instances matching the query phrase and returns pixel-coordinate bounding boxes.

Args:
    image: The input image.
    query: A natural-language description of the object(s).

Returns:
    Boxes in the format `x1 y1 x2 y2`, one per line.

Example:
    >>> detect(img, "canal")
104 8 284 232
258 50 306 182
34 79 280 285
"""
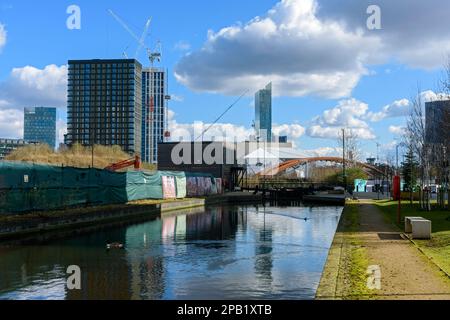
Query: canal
0 203 343 300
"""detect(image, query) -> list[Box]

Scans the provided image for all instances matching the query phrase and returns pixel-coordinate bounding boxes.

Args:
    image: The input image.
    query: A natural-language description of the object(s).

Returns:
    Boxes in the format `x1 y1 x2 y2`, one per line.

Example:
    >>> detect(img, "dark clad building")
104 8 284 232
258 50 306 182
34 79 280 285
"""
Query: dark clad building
158 142 245 189
66 59 143 156
426 100 450 146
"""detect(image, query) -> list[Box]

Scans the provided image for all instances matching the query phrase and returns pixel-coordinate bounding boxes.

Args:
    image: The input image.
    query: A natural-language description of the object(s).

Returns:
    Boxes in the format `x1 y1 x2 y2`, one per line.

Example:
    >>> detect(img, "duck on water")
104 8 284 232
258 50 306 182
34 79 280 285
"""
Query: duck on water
106 240 124 250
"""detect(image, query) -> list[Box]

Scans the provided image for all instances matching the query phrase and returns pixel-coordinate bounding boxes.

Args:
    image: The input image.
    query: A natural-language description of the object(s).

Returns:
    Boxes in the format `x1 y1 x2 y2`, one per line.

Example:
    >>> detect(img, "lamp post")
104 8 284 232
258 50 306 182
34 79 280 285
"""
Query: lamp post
395 142 406 224
342 129 347 191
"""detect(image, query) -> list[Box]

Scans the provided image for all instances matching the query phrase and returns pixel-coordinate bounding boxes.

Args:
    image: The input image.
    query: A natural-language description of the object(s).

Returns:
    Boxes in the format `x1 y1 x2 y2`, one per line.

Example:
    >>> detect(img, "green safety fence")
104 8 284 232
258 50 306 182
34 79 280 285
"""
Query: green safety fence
0 161 217 214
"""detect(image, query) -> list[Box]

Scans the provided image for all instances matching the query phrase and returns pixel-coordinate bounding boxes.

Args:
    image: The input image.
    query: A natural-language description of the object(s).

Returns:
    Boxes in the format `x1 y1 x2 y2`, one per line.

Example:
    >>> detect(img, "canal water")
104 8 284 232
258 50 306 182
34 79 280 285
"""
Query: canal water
0 203 342 300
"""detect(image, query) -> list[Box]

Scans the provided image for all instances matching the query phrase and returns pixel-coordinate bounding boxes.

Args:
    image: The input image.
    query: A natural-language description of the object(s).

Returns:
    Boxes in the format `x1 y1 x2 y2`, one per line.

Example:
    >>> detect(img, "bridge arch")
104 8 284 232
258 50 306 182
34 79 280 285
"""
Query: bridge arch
258 157 384 176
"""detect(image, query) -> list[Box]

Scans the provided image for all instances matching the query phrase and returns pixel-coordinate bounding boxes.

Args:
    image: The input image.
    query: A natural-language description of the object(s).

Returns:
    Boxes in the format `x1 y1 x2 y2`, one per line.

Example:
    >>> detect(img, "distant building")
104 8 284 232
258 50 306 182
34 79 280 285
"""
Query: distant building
24 107 56 148
141 67 169 164
255 83 272 142
278 136 288 144
158 141 244 189
426 100 450 146
0 138 37 160
66 59 143 156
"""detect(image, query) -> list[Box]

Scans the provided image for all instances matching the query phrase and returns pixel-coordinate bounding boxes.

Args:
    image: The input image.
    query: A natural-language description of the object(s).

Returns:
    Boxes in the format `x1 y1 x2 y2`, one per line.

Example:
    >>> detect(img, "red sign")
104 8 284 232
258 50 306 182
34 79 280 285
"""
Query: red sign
393 176 401 201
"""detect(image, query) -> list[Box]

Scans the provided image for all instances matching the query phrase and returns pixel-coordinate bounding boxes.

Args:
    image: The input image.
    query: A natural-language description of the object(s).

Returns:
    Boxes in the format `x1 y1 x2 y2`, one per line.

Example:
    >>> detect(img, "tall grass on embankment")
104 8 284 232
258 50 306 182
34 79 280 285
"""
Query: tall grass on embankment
5 143 156 170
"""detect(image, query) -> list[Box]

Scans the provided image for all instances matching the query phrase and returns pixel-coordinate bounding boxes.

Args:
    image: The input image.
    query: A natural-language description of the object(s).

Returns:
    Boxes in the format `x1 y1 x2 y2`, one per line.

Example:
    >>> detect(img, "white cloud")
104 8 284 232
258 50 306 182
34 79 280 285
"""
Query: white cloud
381 141 398 152
0 108 23 139
167 109 176 121
168 118 305 143
174 41 191 52
169 120 253 142
388 125 406 136
0 23 6 52
306 98 376 140
0 64 67 141
0 64 68 110
273 124 305 139
367 90 449 122
419 90 449 104
56 119 67 146
175 0 375 98
170 94 184 102
307 126 375 140
367 99 411 122
175 0 450 99
318 0 450 70
300 147 342 158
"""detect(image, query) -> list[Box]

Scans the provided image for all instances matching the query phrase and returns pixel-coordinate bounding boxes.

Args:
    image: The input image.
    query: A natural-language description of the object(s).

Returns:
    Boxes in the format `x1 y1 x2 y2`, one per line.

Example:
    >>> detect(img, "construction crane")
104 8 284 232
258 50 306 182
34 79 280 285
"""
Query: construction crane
108 9 152 59
108 10 168 154
105 156 141 172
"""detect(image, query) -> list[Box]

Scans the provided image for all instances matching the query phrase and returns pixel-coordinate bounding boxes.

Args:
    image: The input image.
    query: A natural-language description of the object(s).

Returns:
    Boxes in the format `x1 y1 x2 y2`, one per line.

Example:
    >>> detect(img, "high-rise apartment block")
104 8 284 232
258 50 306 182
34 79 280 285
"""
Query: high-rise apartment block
66 59 143 156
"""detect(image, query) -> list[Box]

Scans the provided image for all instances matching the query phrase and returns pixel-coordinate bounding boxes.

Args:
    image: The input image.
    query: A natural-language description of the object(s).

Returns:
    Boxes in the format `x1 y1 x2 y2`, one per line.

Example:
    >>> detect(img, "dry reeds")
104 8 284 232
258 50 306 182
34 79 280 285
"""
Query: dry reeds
5 143 133 169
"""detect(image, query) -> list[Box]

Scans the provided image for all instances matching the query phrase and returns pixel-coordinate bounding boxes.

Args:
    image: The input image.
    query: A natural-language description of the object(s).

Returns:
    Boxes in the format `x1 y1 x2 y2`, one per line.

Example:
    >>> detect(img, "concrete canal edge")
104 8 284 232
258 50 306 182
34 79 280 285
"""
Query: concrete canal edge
0 193 263 241
315 224 345 299
315 201 372 300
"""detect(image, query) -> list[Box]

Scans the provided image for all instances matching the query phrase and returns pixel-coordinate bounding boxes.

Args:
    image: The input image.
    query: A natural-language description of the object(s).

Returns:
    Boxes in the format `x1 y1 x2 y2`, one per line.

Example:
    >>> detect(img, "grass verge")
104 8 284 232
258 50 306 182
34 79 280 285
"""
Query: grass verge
336 201 372 299
317 201 371 299
374 200 450 276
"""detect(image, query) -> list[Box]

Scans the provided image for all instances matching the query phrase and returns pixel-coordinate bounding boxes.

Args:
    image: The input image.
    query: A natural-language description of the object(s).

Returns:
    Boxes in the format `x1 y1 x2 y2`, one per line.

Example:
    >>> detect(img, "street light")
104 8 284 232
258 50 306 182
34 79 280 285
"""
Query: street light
395 141 407 224
342 129 347 191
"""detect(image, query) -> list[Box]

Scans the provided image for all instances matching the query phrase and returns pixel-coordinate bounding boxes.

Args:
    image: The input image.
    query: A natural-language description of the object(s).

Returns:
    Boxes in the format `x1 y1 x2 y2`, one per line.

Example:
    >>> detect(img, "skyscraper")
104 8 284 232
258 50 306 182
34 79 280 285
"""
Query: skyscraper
425 100 450 146
141 67 169 164
255 83 272 142
66 59 143 156
24 107 56 148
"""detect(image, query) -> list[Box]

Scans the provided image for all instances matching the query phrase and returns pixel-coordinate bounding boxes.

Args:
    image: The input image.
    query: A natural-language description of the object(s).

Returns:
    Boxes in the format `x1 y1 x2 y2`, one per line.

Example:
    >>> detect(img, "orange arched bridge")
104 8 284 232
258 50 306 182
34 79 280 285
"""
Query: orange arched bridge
257 157 384 177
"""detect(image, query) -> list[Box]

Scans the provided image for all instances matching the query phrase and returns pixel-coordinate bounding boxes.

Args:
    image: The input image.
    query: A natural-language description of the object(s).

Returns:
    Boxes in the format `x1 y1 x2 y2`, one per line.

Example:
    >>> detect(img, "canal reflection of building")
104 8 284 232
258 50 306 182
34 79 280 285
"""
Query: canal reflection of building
122 206 244 300
254 205 274 285
125 219 165 300
182 206 241 241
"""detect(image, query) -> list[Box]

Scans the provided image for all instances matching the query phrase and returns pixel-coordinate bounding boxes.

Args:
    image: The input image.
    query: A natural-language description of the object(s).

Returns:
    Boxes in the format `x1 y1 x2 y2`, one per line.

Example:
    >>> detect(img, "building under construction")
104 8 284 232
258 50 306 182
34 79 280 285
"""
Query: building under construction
141 67 170 164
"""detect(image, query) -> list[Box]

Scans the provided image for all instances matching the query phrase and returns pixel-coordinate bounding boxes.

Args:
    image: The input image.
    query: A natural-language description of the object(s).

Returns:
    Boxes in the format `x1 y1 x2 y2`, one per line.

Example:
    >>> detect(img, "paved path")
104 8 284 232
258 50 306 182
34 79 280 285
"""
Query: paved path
317 200 450 300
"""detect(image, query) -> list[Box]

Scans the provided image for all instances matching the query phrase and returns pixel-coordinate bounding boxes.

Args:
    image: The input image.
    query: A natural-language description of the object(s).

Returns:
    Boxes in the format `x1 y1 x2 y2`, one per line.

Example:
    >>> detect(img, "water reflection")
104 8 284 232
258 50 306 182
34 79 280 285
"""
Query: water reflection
0 204 342 300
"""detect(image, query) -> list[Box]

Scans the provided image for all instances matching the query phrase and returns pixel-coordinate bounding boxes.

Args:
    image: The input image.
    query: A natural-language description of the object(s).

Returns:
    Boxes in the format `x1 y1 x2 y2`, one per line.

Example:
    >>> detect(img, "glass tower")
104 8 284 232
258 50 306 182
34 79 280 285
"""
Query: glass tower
66 59 143 156
141 68 168 164
24 107 56 148
255 83 272 142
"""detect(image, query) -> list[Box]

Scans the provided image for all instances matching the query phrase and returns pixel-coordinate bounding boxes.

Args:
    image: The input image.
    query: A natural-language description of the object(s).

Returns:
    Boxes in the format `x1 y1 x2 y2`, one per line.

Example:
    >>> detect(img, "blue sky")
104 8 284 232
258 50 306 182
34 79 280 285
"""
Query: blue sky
0 0 447 160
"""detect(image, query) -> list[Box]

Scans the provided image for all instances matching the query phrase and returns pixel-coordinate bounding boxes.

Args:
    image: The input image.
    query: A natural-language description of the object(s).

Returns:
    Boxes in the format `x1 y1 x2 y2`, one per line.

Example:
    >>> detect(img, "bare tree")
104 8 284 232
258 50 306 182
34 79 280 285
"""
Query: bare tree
405 86 432 210
337 128 362 167
437 57 450 209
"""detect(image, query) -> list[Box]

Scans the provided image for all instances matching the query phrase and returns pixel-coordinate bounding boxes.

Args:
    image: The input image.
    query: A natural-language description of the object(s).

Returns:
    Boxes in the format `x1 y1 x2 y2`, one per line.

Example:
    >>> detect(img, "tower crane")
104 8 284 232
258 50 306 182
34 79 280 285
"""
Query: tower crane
108 10 169 159
108 9 152 59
